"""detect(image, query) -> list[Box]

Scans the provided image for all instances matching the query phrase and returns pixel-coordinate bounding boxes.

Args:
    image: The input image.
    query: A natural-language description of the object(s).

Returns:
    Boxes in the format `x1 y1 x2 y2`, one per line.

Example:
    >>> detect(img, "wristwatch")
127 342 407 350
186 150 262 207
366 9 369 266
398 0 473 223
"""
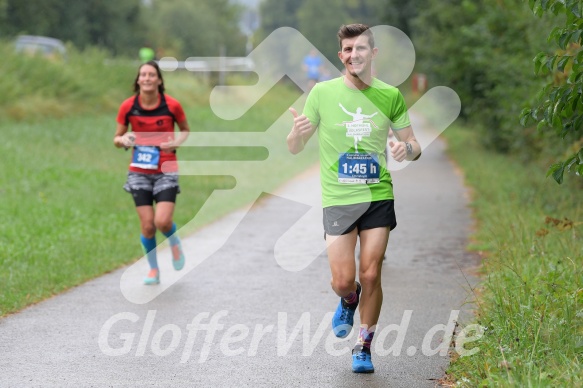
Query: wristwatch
405 142 413 156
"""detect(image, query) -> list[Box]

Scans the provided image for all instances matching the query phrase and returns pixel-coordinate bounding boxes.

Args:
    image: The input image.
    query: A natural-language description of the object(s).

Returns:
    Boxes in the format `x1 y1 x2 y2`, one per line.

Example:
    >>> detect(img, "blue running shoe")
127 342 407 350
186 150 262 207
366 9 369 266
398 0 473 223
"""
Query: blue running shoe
352 346 374 373
332 282 361 338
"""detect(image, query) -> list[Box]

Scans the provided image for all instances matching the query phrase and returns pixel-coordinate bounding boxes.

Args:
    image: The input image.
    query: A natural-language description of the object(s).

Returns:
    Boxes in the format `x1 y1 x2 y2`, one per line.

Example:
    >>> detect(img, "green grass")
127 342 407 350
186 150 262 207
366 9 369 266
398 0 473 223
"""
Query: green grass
442 124 582 387
0 41 137 120
0 67 316 316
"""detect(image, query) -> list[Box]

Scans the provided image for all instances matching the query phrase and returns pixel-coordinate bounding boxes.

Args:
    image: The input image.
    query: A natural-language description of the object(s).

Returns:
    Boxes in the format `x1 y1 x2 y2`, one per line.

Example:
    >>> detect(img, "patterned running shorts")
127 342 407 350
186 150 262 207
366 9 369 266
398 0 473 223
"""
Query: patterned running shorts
123 172 180 196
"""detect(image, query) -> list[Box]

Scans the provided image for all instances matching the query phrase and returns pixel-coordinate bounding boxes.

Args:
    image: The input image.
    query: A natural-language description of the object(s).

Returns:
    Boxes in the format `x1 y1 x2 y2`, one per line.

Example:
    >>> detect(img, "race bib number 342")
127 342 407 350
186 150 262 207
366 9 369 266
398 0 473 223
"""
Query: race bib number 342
338 152 380 184
131 146 160 170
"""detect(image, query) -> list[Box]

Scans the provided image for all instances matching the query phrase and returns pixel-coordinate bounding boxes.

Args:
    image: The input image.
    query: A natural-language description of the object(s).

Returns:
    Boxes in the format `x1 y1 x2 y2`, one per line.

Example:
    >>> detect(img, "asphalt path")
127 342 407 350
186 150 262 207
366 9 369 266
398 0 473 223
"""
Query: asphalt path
0 134 480 387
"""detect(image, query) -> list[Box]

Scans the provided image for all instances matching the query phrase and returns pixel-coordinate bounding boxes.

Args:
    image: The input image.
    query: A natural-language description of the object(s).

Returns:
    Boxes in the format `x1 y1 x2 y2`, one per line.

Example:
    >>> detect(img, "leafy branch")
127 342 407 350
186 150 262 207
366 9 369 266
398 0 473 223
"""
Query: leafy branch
520 0 583 183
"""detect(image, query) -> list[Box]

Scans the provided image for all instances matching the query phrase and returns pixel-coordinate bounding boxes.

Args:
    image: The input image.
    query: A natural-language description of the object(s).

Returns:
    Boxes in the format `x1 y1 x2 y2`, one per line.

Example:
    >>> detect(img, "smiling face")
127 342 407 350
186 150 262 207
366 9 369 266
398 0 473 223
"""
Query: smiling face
338 34 377 81
136 64 162 94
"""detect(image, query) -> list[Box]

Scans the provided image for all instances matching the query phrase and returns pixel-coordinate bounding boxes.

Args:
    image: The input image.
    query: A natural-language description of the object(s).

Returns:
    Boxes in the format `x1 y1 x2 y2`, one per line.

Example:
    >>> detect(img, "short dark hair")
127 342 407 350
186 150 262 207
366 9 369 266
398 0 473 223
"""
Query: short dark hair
133 60 165 94
337 24 374 49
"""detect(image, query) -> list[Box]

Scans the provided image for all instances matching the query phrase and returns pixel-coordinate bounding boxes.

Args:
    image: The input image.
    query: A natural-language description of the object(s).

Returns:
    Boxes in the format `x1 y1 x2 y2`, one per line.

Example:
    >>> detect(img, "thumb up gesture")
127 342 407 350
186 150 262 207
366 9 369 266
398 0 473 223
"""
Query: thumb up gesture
289 107 312 137
388 141 407 162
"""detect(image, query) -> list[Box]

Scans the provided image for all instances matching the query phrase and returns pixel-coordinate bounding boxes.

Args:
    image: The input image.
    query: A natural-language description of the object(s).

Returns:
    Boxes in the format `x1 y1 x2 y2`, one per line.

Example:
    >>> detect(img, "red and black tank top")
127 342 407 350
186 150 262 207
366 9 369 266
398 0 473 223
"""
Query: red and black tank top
116 93 186 174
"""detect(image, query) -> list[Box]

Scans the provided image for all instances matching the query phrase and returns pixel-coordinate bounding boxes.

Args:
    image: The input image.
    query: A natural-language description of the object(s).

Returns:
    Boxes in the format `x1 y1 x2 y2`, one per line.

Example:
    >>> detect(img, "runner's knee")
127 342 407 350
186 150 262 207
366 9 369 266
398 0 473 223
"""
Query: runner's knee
154 218 173 233
331 276 356 296
141 223 156 238
359 266 381 289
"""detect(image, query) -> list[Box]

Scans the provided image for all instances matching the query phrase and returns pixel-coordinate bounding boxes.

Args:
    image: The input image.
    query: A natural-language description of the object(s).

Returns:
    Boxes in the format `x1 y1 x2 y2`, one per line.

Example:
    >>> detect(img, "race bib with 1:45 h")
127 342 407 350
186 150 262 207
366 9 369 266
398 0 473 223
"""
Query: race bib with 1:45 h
338 152 380 184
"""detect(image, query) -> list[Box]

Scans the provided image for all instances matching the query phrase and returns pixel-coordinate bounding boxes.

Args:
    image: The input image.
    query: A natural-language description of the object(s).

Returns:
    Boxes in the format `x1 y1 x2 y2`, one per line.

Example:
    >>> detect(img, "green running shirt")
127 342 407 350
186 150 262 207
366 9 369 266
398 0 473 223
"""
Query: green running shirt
303 77 411 207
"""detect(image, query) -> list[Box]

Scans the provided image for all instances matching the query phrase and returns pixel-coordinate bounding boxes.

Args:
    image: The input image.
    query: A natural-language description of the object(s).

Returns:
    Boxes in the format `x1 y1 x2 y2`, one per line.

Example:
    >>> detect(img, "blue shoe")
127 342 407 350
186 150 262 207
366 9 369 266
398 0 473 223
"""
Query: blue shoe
144 269 160 285
332 282 361 338
352 346 374 373
171 241 185 271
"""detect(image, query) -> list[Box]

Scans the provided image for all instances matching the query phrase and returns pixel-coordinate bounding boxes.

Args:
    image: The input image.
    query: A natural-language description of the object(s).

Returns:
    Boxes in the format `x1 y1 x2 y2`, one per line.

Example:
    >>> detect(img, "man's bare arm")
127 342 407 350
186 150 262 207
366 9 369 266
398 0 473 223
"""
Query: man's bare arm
389 125 421 162
287 107 317 154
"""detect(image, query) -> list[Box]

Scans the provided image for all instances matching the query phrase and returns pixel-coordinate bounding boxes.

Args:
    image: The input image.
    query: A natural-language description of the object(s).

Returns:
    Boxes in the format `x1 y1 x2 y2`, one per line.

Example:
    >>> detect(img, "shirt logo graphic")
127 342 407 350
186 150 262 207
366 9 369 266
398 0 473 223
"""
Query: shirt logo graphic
337 103 378 152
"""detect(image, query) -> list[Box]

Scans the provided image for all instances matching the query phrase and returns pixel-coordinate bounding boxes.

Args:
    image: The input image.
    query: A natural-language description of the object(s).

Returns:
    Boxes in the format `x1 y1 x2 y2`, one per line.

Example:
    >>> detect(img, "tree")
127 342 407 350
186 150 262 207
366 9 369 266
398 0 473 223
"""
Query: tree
296 0 386 63
144 0 246 58
83 0 145 55
297 0 351 63
1 0 61 37
0 0 146 55
258 0 390 65
412 0 555 154
259 0 304 33
520 0 583 184
381 0 422 38
0 0 7 31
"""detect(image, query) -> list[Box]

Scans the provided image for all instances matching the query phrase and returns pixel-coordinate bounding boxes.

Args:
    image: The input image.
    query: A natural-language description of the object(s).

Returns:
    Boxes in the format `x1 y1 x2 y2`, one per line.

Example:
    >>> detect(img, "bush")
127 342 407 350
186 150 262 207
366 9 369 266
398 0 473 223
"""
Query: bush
0 40 136 120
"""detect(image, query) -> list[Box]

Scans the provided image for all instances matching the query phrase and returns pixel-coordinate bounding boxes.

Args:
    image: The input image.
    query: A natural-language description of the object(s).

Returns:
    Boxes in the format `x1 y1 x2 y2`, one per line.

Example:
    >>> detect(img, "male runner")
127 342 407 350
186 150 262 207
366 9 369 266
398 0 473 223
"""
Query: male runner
287 24 421 373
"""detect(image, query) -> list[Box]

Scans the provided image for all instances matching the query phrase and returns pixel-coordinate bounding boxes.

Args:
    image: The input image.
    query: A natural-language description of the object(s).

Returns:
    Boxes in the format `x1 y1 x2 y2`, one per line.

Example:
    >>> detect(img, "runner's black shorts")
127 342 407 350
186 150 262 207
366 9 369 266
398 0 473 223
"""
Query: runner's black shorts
123 172 180 207
323 200 397 236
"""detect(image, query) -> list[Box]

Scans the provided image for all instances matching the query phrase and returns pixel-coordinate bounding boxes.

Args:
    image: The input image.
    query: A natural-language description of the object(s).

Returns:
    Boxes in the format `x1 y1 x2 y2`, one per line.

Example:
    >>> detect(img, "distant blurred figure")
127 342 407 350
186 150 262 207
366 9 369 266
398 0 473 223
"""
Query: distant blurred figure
139 46 156 62
302 48 323 90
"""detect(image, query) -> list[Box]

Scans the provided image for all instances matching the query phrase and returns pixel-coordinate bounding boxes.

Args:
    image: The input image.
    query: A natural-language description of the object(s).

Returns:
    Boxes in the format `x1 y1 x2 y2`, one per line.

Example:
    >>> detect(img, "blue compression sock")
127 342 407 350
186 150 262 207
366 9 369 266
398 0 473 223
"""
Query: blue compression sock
162 223 180 246
140 234 158 270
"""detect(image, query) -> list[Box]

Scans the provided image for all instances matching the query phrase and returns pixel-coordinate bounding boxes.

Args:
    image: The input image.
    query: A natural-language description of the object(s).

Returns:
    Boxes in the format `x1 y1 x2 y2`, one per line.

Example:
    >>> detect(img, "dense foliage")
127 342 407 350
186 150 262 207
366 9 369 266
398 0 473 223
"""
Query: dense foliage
257 0 386 63
0 0 247 58
141 0 248 58
521 0 583 183
0 0 145 55
408 0 581 184
411 1 553 150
